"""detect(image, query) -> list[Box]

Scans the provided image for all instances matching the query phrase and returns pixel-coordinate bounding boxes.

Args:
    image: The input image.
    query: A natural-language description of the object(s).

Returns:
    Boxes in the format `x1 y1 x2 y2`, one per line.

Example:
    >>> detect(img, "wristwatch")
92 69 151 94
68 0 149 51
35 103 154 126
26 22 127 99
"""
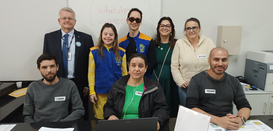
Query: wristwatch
238 116 247 124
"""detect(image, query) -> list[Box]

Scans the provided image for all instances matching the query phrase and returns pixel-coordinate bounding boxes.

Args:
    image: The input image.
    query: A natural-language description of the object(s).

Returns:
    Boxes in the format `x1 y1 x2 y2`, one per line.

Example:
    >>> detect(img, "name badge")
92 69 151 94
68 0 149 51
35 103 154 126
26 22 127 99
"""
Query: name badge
135 91 143 96
205 89 216 94
198 54 207 58
68 52 72 61
55 96 66 101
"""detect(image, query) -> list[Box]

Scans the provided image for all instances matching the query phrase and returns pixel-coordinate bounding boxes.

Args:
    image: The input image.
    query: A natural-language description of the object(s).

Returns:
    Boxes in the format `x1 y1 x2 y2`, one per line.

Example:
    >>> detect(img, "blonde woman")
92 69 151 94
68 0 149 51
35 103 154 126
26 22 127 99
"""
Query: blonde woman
88 23 127 120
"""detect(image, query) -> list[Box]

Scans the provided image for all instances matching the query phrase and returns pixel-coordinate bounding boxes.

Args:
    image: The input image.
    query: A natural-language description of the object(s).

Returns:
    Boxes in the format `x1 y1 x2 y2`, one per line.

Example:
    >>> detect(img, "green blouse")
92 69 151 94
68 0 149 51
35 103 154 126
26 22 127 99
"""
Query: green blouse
121 83 144 119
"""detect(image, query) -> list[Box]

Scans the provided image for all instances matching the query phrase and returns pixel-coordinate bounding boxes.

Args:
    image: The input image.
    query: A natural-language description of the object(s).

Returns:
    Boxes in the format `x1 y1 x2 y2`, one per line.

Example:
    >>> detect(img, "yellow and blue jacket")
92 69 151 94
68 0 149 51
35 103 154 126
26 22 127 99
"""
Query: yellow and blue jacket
88 45 127 95
119 31 152 57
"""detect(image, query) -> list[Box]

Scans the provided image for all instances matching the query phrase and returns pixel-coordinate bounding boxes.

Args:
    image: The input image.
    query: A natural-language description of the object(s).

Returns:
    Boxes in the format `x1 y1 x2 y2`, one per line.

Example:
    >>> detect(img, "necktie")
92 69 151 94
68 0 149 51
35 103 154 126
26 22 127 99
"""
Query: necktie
62 34 69 77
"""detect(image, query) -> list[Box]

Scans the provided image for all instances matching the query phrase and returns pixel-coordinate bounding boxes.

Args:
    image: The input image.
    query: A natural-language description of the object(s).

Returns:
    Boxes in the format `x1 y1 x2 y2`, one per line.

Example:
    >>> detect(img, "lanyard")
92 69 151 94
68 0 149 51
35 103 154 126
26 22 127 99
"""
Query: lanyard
62 34 75 50
153 47 170 82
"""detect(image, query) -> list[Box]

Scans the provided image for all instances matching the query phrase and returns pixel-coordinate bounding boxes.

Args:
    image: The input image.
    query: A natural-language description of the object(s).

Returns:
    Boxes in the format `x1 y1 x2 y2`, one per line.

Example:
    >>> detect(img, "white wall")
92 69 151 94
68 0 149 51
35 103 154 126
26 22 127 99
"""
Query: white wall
162 0 273 76
0 0 67 81
1 0 273 81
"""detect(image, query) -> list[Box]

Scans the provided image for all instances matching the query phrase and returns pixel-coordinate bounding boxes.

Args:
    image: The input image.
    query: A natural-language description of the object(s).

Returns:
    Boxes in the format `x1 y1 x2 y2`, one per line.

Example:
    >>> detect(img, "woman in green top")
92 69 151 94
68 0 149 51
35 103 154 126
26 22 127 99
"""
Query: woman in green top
104 53 169 131
152 17 179 117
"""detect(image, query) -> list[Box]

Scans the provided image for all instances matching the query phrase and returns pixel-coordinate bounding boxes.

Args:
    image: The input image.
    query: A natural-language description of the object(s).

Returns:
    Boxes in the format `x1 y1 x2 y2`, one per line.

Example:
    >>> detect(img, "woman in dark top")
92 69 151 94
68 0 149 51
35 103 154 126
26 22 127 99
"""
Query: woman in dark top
152 17 179 117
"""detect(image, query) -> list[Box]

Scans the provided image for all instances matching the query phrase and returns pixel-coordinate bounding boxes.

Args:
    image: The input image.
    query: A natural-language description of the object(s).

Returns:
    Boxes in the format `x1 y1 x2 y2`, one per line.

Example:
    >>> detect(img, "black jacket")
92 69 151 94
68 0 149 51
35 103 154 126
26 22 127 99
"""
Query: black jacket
43 29 94 94
104 75 170 131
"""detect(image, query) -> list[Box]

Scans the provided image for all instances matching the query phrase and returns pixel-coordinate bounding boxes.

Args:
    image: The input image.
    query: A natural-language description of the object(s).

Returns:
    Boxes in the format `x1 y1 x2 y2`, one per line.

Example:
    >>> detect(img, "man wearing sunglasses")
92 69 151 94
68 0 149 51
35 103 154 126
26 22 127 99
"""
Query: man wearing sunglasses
119 8 156 77
43 7 94 121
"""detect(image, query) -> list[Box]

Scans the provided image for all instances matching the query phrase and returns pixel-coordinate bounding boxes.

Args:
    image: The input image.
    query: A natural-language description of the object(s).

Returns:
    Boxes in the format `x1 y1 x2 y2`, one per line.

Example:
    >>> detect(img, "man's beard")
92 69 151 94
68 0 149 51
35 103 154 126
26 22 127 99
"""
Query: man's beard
212 66 226 75
42 73 57 82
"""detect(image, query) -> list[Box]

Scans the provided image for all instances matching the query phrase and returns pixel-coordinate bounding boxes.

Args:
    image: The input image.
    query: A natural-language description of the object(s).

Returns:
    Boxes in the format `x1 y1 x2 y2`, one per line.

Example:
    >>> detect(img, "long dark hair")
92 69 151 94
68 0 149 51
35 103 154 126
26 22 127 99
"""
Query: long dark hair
97 23 120 59
155 16 177 49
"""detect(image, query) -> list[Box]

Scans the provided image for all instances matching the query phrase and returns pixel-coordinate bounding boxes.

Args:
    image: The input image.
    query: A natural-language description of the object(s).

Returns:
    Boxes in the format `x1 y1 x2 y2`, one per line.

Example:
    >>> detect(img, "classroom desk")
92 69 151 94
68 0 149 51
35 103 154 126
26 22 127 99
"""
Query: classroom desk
9 120 92 131
249 115 273 128
0 95 25 123
0 116 271 131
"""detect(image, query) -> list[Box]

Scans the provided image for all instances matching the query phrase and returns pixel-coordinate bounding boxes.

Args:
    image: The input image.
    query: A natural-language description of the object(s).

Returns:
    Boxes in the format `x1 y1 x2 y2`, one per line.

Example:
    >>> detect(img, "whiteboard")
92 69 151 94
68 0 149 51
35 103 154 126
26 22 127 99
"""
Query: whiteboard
68 0 162 44
0 0 161 81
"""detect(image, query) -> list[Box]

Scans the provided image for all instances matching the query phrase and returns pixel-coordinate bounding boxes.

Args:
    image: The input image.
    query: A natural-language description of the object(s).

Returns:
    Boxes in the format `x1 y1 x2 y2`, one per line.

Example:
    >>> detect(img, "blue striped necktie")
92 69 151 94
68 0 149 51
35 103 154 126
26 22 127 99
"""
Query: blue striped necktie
62 34 69 77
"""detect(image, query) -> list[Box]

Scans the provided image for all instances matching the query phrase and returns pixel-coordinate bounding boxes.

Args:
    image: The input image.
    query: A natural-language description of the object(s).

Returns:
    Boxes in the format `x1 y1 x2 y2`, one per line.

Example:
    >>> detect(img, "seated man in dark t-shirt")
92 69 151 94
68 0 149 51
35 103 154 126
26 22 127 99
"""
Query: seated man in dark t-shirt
186 47 251 130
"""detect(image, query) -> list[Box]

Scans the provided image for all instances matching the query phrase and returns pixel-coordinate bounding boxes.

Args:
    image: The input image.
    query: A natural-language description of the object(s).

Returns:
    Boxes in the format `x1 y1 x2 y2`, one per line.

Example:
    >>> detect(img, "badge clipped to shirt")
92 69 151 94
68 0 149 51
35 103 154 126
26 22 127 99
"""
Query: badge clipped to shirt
205 89 216 94
76 41 81 47
135 91 143 96
55 96 66 101
68 51 72 61
198 54 207 58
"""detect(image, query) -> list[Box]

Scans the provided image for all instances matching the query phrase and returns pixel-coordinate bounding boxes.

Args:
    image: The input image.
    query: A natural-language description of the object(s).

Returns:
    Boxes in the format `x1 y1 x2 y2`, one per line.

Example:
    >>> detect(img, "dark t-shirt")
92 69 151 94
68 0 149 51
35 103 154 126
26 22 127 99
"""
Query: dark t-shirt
126 36 137 63
186 71 251 117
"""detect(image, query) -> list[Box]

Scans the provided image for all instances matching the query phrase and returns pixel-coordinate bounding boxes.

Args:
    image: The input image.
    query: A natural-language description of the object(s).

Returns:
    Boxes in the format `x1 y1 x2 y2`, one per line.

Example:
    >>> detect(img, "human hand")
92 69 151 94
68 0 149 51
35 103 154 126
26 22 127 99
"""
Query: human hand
226 113 236 119
108 115 119 120
226 114 244 127
216 116 240 130
83 88 89 97
90 94 97 104
181 81 189 88
157 121 160 131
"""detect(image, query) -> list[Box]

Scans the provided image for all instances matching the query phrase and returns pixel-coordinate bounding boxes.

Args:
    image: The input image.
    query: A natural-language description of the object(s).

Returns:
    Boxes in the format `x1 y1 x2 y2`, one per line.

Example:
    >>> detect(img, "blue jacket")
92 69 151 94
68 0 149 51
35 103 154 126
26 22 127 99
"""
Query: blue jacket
119 32 152 57
119 32 156 77
89 46 126 94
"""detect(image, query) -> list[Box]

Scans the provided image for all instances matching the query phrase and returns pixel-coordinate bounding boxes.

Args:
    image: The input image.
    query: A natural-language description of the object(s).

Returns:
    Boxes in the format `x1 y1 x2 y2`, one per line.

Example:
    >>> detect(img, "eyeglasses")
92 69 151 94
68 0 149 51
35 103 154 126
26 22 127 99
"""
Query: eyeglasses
160 24 171 29
59 17 75 21
185 26 199 32
128 17 141 23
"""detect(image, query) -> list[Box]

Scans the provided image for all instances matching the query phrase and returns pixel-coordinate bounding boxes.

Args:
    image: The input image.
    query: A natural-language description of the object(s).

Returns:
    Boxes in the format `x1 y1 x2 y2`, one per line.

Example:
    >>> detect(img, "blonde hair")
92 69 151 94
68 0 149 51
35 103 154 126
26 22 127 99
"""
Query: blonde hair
59 7 76 18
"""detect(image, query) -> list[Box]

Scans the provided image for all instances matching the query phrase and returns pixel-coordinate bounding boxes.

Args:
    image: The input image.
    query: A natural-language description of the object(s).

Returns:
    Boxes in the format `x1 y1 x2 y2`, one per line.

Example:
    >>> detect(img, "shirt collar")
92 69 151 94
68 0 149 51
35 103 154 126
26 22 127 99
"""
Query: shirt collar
104 45 113 51
61 29 74 37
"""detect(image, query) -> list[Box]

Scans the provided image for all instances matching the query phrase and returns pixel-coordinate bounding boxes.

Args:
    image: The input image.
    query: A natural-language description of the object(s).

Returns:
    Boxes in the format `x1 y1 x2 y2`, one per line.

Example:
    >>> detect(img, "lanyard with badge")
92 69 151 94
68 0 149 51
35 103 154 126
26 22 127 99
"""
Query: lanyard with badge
62 34 75 61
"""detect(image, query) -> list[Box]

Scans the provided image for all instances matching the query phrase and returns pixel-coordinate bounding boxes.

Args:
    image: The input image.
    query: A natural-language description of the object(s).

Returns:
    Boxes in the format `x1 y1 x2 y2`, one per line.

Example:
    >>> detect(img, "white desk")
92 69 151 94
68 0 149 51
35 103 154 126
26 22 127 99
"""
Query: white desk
233 88 273 116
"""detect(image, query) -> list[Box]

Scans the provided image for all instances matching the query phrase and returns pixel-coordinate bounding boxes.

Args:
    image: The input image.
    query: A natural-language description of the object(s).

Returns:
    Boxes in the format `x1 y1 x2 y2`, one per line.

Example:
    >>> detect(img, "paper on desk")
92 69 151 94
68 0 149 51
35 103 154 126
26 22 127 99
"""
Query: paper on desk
208 119 273 131
174 105 211 131
0 124 16 131
39 127 74 131
8 87 27 98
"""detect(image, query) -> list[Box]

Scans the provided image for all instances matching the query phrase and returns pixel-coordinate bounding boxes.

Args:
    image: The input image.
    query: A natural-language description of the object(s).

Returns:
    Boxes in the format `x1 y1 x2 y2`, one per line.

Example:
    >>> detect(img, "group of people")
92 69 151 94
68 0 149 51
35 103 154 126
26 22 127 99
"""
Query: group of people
23 7 252 131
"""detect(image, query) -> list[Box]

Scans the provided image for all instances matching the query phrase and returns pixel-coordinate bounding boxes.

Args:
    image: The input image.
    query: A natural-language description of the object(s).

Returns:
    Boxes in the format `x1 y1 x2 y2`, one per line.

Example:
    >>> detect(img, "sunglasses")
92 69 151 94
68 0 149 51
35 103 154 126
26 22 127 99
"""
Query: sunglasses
128 17 142 23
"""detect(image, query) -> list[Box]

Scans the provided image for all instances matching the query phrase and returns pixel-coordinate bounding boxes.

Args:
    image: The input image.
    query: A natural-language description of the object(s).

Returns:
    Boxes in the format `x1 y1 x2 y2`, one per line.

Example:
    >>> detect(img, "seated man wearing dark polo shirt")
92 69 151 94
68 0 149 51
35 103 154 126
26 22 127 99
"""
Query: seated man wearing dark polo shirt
186 47 251 130
23 54 84 123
